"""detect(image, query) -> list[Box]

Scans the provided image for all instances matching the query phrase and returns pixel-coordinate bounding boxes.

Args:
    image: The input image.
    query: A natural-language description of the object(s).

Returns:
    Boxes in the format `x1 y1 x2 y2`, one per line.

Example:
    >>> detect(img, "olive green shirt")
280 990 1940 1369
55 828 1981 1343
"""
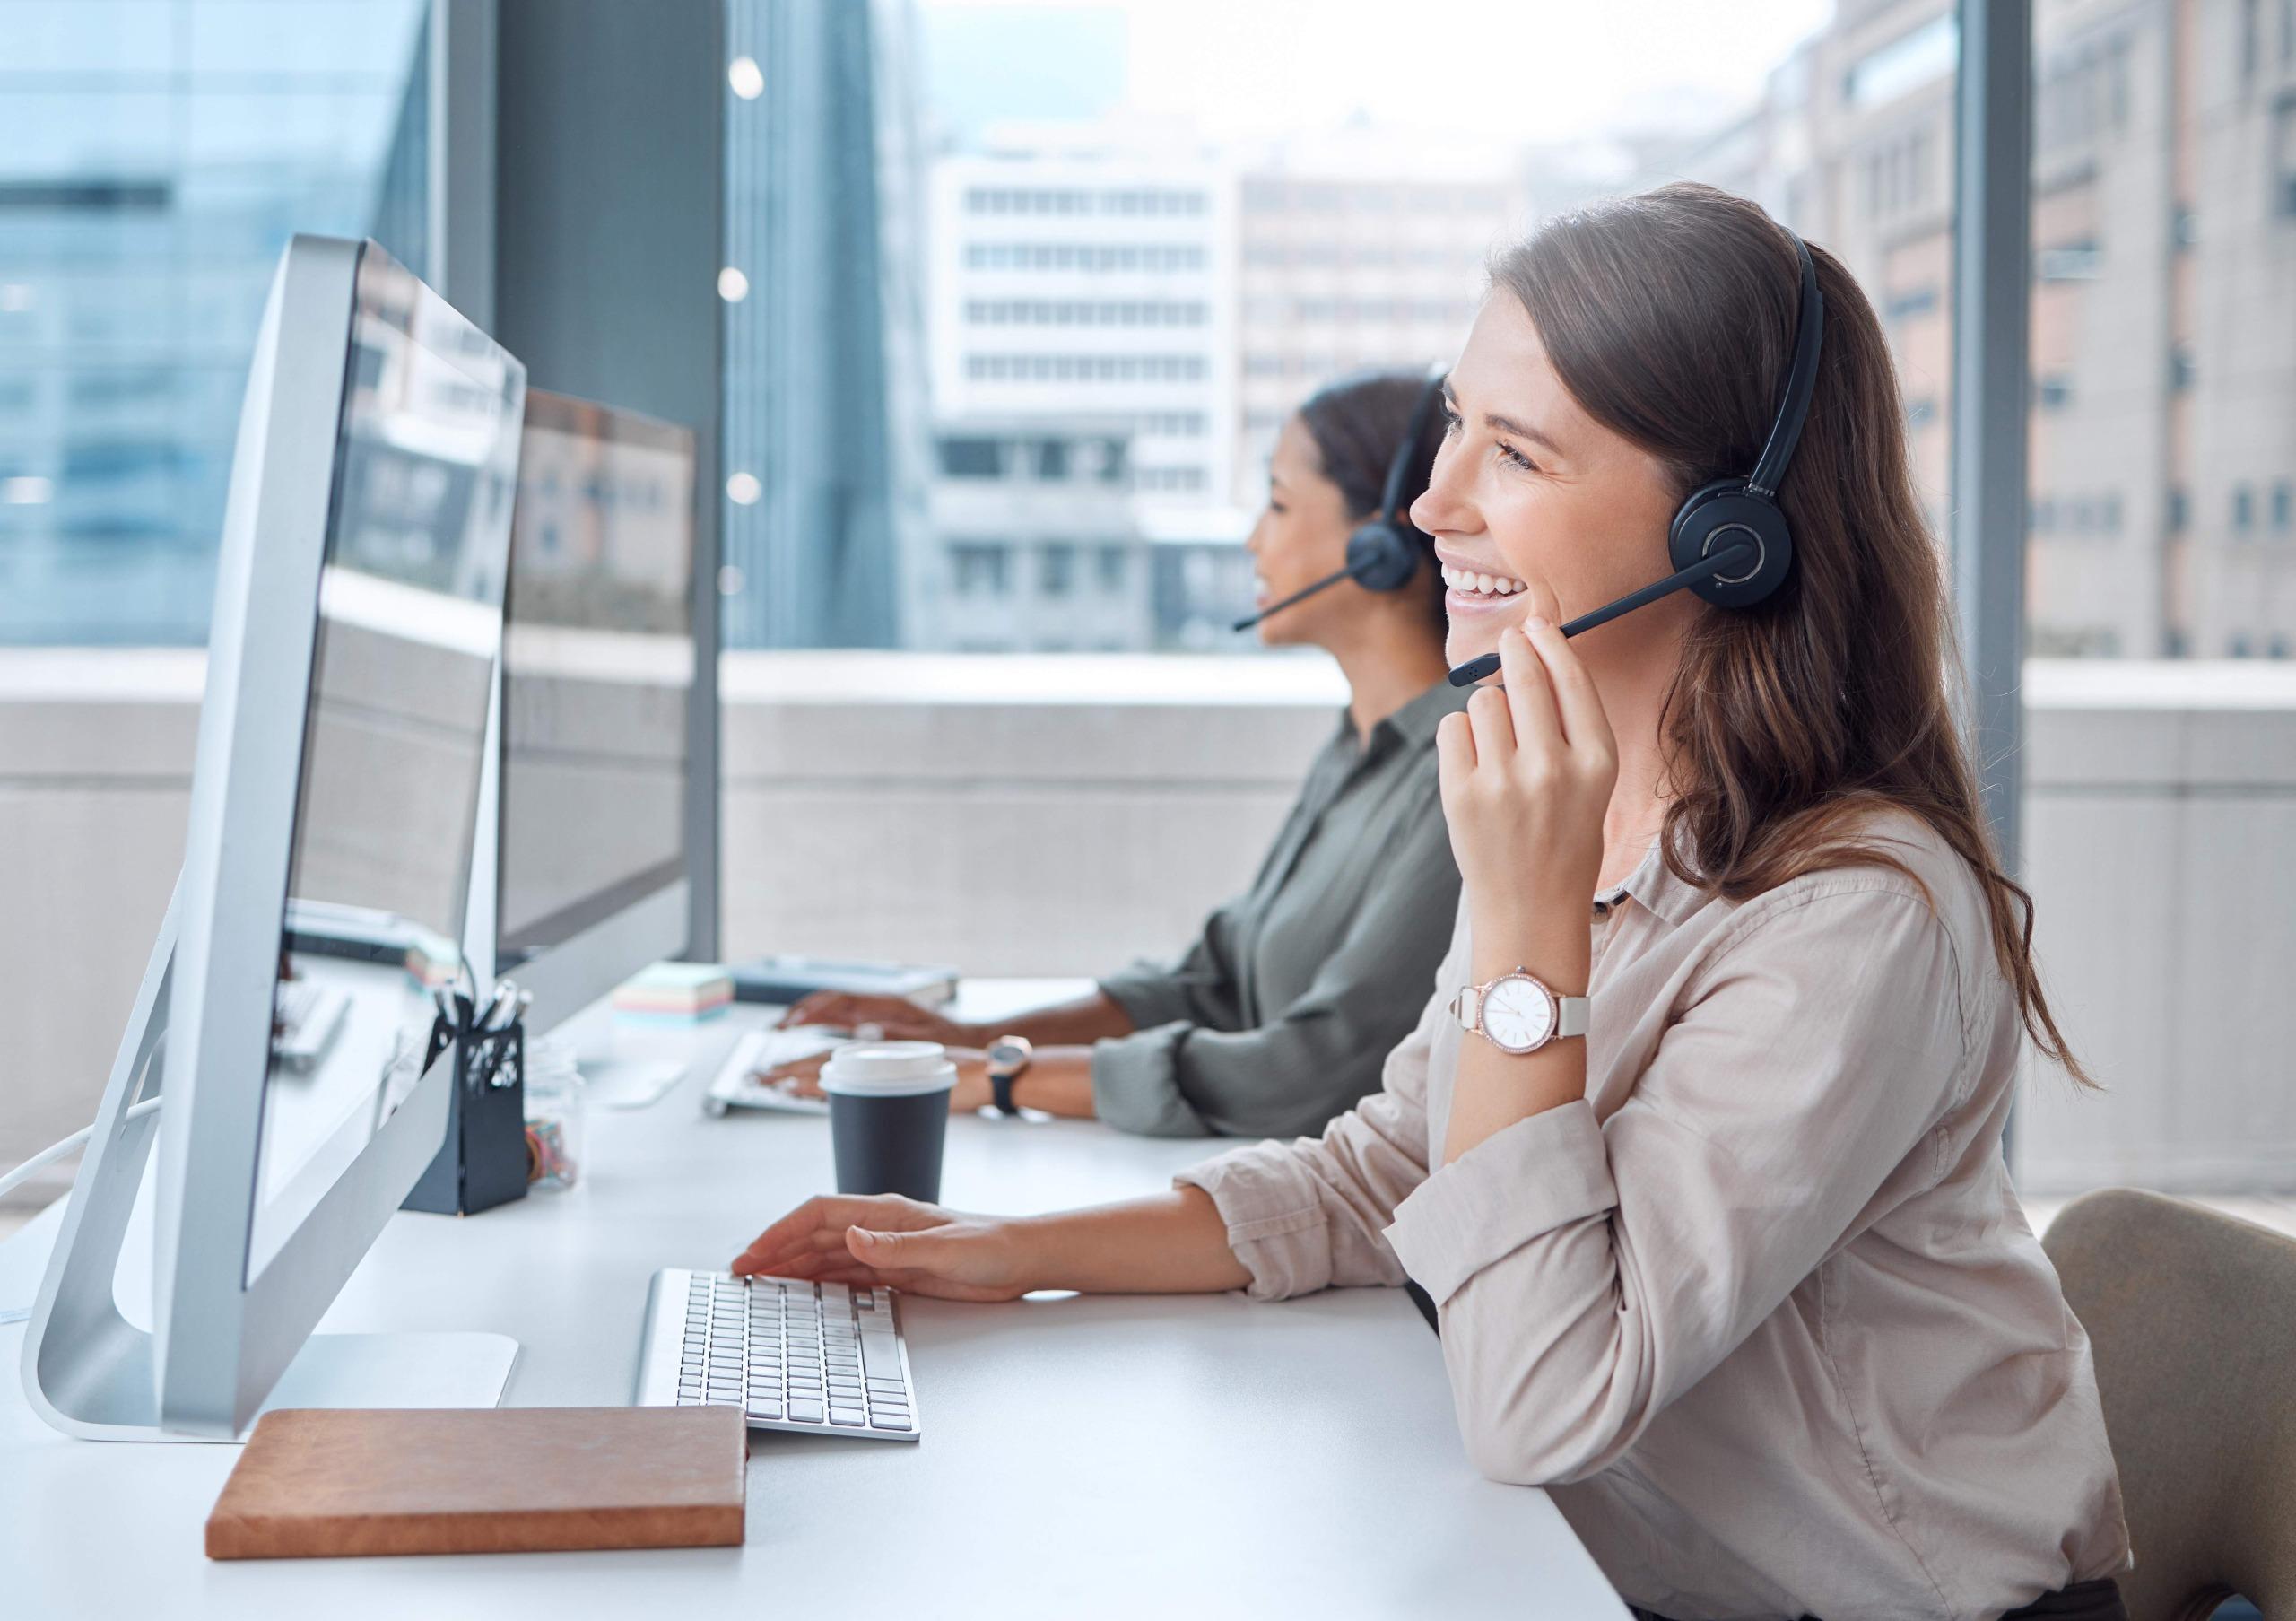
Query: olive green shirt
1091 675 1468 1138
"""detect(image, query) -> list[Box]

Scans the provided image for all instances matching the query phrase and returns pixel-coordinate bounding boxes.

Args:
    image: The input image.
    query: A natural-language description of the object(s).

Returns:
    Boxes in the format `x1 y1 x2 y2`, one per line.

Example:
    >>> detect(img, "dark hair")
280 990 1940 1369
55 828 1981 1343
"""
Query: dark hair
1490 182 2088 1084
1296 369 1448 627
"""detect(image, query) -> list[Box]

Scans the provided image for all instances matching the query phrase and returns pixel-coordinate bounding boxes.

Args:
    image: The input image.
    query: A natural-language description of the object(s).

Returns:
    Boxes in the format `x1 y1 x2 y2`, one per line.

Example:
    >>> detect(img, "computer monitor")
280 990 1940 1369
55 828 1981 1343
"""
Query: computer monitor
492 391 698 1036
22 236 526 1441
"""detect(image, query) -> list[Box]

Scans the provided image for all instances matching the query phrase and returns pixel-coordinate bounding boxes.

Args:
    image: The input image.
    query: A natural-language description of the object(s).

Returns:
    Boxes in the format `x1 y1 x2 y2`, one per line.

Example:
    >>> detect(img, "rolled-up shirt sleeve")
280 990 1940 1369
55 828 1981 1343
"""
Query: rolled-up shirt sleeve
1380 879 1975 1488
1172 954 1452 1296
1097 893 1249 1038
1091 806 1458 1138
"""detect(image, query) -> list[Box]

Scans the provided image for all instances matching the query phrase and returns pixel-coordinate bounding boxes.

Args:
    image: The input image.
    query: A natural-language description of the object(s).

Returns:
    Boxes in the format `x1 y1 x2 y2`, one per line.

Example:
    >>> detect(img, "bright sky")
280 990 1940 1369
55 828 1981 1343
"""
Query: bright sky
919 0 1834 144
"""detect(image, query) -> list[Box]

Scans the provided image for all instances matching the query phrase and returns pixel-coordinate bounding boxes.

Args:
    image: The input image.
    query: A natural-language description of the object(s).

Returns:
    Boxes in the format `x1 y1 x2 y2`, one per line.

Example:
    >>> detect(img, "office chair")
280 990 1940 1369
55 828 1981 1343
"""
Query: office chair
2043 1189 2296 1621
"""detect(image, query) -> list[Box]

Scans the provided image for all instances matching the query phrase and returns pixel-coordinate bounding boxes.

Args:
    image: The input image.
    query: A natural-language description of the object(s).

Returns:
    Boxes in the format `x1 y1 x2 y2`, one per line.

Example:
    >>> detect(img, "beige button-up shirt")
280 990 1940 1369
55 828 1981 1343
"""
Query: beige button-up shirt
1177 810 2129 1621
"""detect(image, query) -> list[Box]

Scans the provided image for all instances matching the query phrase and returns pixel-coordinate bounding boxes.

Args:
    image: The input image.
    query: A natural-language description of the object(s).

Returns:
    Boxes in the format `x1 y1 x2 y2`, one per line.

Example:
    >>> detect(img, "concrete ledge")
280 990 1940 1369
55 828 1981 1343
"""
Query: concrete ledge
5 651 2295 1202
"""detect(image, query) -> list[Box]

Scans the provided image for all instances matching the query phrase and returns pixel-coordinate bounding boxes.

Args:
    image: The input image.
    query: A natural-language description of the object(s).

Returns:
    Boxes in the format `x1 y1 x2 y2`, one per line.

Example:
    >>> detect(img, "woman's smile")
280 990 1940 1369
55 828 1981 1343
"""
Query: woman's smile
1434 545 1534 624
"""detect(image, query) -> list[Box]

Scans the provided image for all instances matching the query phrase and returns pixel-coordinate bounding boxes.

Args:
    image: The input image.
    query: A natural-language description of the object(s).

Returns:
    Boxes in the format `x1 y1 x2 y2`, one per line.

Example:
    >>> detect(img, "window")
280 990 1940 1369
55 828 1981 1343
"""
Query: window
1035 440 1069 480
894 1 1939 654
950 543 1013 595
2234 485 2256 536
1 0 432 645
2037 241 2103 280
2274 481 2293 534
1886 285 1942 321
2036 374 2074 411
939 437 1004 478
1846 13 1958 109
1039 543 1075 596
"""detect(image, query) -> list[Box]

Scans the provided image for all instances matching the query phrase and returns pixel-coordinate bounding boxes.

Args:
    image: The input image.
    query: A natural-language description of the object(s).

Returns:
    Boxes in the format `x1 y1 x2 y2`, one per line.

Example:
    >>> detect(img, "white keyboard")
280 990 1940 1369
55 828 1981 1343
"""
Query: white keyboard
633 1268 920 1441
700 1026 845 1117
271 980 350 1073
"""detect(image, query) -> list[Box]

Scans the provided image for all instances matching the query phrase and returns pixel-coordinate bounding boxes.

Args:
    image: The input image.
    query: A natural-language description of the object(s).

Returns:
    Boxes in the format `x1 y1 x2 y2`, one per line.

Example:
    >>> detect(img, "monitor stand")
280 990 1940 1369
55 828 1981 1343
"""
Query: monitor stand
20 881 519 1443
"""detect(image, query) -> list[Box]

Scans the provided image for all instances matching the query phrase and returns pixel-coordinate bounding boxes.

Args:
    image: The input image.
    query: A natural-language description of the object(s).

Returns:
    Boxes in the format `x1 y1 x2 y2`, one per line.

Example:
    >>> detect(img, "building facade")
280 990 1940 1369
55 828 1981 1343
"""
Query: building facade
926 125 1238 521
923 414 1148 652
1668 0 2296 659
0 0 430 645
1230 134 1522 510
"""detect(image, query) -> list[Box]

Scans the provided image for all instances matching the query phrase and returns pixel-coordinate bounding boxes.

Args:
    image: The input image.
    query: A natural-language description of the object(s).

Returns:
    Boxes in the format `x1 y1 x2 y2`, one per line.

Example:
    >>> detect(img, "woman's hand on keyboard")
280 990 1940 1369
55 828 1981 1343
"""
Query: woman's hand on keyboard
759 1050 992 1111
730 1195 1036 1303
778 991 979 1048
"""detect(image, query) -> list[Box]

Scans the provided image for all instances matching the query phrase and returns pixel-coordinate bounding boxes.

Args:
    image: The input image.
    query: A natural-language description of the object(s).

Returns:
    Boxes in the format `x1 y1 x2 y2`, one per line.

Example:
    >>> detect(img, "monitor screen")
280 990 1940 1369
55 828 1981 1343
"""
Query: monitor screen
248 245 523 1281
496 392 695 968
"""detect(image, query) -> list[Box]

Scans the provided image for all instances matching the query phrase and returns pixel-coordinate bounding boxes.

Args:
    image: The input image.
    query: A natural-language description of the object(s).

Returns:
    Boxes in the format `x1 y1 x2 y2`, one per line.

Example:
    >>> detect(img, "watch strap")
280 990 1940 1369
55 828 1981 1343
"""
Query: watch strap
986 1038 1031 1115
1555 996 1588 1040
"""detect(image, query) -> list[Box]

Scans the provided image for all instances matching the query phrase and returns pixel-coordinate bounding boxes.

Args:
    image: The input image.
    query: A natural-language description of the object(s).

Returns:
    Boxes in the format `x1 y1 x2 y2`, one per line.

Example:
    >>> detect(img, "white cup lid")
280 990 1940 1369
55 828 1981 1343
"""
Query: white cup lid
820 1041 957 1097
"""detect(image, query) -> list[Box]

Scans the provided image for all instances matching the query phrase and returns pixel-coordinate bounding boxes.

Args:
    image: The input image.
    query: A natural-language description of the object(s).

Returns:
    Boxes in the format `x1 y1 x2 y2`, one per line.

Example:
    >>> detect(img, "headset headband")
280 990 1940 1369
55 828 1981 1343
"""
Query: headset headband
1744 231 1824 501
1375 370 1449 527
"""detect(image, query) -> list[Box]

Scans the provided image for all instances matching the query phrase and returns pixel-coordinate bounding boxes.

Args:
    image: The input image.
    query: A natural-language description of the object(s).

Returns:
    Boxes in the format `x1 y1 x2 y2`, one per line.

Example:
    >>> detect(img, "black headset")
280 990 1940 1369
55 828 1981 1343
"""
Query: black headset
1231 371 1446 632
1446 225 1825 686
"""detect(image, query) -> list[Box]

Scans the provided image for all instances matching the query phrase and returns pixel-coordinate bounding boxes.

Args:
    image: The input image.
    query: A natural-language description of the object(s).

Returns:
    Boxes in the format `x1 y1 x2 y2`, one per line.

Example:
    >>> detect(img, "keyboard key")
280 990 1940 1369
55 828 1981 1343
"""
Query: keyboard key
788 1400 825 1423
868 1414 912 1432
745 1397 782 1421
828 1408 865 1427
859 1332 901 1381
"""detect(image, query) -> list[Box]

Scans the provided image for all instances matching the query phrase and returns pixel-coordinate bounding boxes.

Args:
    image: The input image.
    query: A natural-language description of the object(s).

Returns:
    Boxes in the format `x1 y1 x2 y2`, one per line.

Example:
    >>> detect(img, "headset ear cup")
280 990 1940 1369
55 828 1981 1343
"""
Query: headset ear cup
1344 520 1422 594
1667 481 1794 609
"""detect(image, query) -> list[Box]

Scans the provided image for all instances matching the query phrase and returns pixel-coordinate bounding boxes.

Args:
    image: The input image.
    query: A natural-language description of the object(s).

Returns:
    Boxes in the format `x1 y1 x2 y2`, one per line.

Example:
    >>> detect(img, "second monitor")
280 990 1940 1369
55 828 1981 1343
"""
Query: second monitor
496 391 700 1036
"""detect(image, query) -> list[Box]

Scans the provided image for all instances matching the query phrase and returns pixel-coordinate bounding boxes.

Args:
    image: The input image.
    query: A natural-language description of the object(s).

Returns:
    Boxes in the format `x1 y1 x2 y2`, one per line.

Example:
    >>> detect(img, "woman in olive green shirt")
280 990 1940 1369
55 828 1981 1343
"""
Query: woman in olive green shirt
766 370 1468 1138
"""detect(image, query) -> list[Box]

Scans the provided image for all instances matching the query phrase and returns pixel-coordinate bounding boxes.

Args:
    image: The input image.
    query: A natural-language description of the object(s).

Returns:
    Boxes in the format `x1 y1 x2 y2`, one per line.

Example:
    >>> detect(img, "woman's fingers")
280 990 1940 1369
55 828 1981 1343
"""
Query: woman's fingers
731 1194 908 1275
1522 616 1615 763
776 991 849 1030
757 1052 829 1096
1497 624 1565 761
1433 715 1469 790
1464 681 1516 769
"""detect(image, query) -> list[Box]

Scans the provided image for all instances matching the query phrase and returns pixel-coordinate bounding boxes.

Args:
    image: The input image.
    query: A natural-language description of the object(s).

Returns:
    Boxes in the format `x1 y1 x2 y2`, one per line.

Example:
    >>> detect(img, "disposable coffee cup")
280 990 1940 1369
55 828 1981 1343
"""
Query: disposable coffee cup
821 1041 956 1203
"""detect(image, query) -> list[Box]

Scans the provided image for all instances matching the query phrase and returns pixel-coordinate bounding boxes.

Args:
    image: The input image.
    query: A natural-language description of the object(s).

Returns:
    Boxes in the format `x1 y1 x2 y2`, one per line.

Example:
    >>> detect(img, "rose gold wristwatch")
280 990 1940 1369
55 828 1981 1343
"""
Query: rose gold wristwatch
1449 968 1588 1055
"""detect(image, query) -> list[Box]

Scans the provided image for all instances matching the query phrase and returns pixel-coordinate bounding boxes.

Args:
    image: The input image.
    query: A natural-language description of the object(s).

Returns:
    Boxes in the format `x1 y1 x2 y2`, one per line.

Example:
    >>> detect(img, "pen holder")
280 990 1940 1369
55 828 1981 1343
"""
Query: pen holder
402 989 530 1217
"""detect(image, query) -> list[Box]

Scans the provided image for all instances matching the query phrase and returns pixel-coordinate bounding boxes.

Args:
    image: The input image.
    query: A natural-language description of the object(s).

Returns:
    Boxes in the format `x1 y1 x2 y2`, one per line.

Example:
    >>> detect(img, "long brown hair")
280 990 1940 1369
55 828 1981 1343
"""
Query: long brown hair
1492 182 2088 1083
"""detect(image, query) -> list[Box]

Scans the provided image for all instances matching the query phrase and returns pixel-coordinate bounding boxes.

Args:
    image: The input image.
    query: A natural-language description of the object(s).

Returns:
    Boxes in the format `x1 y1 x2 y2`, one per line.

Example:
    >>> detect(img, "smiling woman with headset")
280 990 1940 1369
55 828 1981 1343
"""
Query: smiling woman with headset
730 185 2131 1621
765 370 1470 1138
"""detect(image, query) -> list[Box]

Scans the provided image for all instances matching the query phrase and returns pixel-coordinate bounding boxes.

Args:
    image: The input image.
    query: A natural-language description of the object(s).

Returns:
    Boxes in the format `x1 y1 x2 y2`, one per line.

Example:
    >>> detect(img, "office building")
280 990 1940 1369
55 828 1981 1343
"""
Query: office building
1667 0 2296 658
721 0 933 650
926 121 1239 520
0 0 430 645
1231 132 1522 509
923 414 1149 651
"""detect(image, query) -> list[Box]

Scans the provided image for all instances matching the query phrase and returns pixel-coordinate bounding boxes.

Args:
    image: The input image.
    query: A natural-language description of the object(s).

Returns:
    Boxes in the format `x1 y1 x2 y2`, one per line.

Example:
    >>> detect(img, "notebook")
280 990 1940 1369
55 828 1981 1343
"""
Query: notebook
206 1406 745 1559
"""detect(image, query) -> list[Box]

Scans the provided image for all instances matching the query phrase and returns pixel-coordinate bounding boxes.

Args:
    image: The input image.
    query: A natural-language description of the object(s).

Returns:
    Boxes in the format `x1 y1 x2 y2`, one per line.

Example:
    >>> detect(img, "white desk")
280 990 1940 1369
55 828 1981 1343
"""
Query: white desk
0 982 1623 1619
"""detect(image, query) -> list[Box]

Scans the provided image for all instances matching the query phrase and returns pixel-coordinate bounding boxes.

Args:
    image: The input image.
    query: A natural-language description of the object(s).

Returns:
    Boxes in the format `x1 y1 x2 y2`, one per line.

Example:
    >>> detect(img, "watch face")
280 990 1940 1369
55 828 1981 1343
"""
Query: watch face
987 1037 1028 1068
1481 976 1556 1053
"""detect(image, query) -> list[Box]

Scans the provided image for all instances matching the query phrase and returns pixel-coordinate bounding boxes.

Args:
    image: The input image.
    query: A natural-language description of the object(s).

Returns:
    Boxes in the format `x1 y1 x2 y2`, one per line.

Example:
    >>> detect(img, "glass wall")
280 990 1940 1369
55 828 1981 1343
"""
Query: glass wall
0 0 431 645
737 0 1965 655
2026 0 2296 660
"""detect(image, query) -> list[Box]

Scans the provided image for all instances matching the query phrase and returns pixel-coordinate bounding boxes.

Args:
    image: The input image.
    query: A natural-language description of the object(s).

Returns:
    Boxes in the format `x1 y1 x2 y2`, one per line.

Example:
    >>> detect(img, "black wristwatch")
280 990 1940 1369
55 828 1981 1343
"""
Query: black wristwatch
984 1034 1034 1116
